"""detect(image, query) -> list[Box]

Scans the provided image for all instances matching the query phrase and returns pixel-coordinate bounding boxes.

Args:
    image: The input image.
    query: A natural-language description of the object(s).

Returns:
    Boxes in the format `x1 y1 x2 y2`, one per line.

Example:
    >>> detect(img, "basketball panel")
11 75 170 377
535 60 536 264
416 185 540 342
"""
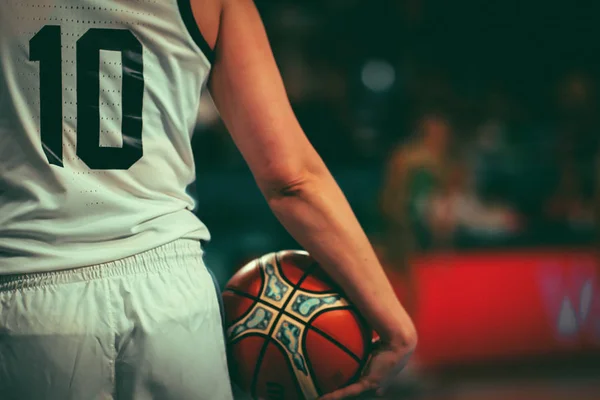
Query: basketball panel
276 251 314 286
298 266 341 293
305 329 361 395
226 260 264 297
222 291 256 327
310 308 369 360
229 335 268 393
298 273 336 293
254 340 304 400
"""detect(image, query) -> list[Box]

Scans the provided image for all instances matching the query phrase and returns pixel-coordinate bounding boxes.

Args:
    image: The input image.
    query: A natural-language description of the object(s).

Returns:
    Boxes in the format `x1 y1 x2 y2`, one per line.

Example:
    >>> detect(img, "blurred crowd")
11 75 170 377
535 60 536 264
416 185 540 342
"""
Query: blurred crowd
192 0 599 258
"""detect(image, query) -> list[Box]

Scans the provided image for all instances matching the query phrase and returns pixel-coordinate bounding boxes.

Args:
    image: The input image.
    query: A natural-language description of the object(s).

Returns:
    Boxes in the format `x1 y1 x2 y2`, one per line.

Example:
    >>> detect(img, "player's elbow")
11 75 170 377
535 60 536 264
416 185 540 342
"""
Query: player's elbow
250 139 324 198
258 153 327 200
259 167 318 201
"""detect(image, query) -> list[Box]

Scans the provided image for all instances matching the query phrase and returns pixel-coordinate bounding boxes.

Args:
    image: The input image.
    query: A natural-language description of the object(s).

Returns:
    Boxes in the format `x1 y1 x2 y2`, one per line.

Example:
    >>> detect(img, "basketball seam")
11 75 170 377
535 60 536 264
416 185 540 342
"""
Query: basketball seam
222 290 259 328
223 287 274 313
352 310 373 388
229 332 271 346
268 334 309 399
302 331 325 396
290 285 342 295
225 284 365 364
307 315 372 391
274 253 319 288
250 253 315 398
307 317 362 363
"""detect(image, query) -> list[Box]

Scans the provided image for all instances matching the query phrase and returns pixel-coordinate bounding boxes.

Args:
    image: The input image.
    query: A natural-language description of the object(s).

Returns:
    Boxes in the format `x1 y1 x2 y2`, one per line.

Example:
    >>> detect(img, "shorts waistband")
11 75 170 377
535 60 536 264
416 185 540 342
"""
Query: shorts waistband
0 239 203 291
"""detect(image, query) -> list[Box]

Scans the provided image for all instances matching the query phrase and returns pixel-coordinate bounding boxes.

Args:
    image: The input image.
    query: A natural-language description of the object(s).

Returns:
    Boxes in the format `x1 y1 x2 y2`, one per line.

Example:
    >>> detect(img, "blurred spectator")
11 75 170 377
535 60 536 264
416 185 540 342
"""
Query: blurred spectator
380 113 453 259
545 162 595 233
378 112 454 319
555 72 599 208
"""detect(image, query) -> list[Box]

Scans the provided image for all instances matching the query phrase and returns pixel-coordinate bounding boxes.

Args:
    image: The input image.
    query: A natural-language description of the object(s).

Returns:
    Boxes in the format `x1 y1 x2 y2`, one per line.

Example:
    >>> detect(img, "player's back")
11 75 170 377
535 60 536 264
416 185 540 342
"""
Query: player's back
0 0 215 273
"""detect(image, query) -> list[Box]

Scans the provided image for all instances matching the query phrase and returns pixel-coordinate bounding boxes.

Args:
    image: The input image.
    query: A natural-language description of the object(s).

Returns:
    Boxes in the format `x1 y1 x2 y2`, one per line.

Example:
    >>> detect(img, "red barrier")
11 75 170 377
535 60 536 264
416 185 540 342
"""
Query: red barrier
385 250 600 368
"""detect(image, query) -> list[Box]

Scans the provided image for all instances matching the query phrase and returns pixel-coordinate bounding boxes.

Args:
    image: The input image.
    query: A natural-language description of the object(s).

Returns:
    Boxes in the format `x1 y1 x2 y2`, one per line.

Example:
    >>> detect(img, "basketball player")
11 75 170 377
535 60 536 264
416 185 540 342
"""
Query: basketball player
0 0 417 399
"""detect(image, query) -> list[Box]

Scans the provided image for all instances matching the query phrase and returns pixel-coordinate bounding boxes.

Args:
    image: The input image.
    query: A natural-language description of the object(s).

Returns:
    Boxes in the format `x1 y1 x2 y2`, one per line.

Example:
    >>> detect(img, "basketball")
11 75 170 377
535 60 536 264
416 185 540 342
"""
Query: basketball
222 250 372 400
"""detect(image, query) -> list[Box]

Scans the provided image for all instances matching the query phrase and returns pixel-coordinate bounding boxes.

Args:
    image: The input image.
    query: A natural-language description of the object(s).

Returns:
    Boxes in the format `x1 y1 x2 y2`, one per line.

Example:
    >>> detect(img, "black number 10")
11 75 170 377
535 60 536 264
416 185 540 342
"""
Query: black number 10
30 26 144 170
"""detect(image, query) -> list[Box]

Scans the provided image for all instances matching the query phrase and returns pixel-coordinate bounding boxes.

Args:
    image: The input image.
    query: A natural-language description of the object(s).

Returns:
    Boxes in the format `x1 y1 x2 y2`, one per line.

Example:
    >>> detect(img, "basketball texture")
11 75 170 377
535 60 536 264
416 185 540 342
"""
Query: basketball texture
222 250 372 400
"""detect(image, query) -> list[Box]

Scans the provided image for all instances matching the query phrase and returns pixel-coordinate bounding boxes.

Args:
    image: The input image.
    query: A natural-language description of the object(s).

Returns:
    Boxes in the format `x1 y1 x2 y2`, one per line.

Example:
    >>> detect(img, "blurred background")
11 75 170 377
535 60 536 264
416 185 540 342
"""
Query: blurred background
192 1 600 398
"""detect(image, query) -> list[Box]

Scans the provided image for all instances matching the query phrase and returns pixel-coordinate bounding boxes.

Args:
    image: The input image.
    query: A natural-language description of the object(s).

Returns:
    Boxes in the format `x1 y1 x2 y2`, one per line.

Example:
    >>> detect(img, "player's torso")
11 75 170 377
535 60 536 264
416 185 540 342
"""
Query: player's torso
0 0 213 273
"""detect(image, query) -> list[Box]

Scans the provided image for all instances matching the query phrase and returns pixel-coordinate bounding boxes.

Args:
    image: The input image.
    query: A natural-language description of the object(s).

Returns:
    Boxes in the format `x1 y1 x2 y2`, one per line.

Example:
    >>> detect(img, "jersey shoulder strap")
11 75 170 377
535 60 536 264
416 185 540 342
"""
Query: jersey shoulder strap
177 0 215 64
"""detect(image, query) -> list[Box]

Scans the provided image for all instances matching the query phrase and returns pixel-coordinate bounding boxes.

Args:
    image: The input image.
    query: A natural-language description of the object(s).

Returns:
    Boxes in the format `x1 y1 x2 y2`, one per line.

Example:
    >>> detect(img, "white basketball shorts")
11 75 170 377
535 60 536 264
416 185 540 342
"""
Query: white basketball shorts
0 239 234 400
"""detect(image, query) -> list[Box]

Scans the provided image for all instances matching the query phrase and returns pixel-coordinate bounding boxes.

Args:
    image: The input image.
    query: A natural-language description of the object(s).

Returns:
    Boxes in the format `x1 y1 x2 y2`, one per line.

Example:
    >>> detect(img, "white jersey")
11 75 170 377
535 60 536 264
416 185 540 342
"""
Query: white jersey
0 0 214 274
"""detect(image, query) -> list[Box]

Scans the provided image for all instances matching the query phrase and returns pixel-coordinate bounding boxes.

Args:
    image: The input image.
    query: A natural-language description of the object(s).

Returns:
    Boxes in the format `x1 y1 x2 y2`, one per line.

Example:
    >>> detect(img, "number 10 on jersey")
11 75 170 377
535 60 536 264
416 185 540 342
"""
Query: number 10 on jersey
30 25 145 170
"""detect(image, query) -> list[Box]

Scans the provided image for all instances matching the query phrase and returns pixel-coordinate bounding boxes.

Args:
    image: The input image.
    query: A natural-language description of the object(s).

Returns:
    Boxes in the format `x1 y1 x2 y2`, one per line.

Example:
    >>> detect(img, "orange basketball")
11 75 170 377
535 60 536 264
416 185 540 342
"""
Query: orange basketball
222 250 372 400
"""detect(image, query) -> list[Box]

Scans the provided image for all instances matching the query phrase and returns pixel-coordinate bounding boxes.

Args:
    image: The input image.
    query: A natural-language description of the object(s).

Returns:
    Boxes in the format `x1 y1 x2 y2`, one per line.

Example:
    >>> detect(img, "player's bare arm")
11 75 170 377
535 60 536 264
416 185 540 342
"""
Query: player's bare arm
192 0 418 396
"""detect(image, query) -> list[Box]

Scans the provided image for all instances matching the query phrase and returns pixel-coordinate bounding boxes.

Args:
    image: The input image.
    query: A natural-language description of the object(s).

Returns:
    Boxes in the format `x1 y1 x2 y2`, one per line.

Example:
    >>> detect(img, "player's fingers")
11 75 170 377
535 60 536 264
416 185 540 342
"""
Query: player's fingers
318 379 378 400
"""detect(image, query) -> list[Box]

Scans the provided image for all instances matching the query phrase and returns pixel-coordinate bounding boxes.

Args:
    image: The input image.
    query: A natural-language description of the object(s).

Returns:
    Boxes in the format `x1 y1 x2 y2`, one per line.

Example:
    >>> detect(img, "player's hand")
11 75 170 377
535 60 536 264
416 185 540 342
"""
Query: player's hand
318 338 415 400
